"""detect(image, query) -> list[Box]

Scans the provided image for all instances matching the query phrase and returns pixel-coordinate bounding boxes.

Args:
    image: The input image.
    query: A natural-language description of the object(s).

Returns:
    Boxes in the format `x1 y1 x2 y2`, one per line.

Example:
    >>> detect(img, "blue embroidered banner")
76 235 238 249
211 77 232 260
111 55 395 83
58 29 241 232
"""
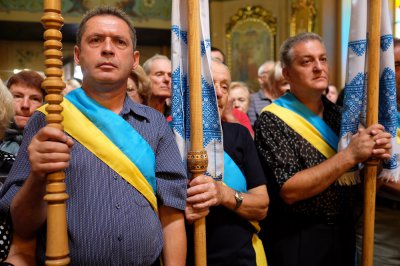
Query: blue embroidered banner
170 0 224 180
340 0 399 183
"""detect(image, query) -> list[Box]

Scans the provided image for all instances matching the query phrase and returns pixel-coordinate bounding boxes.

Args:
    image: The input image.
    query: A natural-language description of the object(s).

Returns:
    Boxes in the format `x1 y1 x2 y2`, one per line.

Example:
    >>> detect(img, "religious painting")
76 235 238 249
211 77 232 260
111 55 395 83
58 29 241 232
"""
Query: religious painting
290 0 317 36
226 6 277 92
0 0 172 20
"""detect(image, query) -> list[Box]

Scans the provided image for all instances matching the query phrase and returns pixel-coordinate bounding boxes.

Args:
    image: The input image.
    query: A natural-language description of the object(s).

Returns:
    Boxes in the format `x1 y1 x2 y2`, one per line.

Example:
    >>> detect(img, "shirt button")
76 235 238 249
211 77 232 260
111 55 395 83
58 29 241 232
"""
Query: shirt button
117 236 123 241
116 203 121 209
113 174 118 180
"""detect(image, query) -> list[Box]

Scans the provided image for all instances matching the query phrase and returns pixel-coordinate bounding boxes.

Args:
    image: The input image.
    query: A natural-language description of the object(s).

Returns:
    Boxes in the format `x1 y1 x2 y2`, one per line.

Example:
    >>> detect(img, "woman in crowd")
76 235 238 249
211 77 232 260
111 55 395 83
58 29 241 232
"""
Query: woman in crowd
229 81 251 114
0 79 35 265
268 62 290 99
127 65 151 104
228 81 254 137
1 70 45 156
0 80 15 183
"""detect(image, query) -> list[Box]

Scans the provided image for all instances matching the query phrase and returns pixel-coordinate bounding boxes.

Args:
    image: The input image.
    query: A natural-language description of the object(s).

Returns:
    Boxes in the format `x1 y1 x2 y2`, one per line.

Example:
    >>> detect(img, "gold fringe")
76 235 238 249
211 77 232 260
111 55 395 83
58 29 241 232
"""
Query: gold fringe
337 171 360 186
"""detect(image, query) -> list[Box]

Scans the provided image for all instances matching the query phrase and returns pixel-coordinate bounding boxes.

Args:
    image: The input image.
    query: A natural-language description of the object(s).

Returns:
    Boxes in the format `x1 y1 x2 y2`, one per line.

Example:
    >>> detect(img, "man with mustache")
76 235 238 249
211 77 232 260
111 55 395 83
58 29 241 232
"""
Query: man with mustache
0 6 187 265
0 70 45 156
255 32 392 266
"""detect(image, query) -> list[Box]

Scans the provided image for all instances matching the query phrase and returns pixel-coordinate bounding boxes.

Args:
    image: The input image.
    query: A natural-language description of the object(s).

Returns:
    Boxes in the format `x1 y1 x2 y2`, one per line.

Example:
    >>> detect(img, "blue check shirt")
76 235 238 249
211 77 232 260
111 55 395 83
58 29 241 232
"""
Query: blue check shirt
247 90 272 127
0 96 187 265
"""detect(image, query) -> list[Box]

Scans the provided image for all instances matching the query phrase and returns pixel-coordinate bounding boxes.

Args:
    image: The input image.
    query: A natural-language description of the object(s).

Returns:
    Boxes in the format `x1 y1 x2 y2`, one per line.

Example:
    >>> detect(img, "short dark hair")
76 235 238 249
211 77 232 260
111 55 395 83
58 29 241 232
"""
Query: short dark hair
394 38 400 48
211 46 226 63
76 6 137 50
280 32 324 68
6 70 45 97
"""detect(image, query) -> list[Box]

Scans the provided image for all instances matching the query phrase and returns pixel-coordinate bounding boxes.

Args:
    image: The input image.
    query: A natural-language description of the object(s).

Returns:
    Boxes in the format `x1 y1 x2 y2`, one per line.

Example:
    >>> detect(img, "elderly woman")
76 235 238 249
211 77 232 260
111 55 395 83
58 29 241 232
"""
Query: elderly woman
226 81 254 137
0 80 36 265
0 80 15 182
228 81 251 114
268 62 290 99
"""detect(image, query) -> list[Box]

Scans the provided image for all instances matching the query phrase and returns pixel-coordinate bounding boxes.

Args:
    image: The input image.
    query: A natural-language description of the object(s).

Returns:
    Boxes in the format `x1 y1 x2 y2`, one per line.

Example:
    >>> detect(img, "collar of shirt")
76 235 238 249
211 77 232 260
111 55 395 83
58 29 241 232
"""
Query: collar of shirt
257 89 270 101
120 96 151 122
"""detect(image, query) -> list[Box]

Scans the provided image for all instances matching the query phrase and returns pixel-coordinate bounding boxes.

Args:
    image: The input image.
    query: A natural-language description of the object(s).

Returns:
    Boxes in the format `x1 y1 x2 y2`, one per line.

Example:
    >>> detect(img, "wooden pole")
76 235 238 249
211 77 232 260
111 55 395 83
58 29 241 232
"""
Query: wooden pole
41 1 70 265
187 0 208 265
362 0 381 265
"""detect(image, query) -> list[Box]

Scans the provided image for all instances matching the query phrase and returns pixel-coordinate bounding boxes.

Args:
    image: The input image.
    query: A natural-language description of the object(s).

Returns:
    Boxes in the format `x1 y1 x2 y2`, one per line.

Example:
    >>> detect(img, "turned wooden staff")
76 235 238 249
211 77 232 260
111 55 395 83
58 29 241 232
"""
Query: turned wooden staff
41 0 70 265
362 0 381 265
187 0 208 265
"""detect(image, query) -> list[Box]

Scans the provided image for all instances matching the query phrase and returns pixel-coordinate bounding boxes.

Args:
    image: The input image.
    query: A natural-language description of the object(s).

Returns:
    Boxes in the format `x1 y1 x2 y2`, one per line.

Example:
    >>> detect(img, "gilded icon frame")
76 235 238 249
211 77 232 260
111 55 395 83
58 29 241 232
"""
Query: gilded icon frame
290 0 317 36
226 5 277 91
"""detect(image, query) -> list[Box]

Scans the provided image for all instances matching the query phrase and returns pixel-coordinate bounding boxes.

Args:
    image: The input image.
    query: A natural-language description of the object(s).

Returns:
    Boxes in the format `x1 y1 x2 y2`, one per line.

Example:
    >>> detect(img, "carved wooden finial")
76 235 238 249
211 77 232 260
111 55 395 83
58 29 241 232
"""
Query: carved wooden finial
41 0 70 265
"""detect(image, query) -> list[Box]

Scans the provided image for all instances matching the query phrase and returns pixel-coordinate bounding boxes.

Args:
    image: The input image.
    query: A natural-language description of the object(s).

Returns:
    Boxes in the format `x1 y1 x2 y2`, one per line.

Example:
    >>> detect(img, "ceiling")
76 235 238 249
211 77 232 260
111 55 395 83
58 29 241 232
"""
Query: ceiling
0 20 171 46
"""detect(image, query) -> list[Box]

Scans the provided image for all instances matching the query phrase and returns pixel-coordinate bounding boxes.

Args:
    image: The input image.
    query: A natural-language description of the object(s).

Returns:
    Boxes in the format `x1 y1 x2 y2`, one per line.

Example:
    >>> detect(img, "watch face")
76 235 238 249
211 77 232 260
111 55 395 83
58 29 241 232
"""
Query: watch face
237 191 244 200
234 191 243 210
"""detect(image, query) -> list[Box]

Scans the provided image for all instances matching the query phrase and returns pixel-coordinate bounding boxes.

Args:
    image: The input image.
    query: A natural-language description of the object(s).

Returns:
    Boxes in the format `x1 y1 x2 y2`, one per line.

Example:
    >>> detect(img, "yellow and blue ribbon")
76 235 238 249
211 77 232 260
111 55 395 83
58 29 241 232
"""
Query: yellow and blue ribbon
38 88 157 210
263 93 338 159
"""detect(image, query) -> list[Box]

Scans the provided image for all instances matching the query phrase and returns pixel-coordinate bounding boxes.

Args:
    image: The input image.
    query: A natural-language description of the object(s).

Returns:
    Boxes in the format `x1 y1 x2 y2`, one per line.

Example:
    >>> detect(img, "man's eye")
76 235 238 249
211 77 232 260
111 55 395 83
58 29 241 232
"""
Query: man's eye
32 97 42 103
115 39 127 47
89 37 102 46
90 37 100 43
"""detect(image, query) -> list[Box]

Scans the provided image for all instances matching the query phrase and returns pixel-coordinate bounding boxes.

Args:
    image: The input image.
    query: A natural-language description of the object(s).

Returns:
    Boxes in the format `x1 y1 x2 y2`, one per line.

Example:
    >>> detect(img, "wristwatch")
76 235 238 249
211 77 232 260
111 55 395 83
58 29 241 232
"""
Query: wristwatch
234 190 244 210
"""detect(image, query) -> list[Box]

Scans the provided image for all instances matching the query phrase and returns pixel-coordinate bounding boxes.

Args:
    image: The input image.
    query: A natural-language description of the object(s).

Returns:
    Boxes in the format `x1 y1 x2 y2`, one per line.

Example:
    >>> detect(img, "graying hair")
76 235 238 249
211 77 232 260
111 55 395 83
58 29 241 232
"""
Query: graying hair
0 79 14 139
210 57 230 71
143 54 171 74
76 6 137 50
257 61 275 76
280 32 323 68
229 81 250 99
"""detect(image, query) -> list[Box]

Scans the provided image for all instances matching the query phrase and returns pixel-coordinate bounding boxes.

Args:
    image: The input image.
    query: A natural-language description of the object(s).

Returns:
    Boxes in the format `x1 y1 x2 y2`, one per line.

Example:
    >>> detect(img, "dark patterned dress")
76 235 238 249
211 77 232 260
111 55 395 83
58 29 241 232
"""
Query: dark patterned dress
255 96 356 266
0 150 14 262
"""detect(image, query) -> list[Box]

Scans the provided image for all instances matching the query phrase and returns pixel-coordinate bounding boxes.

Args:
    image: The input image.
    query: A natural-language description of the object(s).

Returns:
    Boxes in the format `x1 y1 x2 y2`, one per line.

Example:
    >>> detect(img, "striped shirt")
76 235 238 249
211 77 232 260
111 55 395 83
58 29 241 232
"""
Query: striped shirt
247 90 272 126
0 96 187 265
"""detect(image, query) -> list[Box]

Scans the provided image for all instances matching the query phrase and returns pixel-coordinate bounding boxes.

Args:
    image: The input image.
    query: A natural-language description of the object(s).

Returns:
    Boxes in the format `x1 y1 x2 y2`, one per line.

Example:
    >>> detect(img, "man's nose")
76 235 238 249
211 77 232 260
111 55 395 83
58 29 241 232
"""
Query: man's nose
215 84 223 98
313 60 323 71
101 38 115 56
163 73 171 83
21 97 30 109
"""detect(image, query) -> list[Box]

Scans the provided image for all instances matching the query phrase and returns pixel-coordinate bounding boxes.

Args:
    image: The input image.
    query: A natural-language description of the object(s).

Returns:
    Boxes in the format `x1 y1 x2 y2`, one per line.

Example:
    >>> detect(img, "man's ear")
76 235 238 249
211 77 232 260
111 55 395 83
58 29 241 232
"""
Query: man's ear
257 75 263 84
282 67 290 82
74 45 80 65
132 51 140 71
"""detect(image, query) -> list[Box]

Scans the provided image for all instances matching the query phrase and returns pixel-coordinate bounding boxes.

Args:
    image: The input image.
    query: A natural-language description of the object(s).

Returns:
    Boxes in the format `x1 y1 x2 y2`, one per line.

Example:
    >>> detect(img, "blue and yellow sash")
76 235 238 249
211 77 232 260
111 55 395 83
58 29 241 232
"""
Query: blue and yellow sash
38 88 157 211
223 153 267 265
262 93 338 159
397 112 400 143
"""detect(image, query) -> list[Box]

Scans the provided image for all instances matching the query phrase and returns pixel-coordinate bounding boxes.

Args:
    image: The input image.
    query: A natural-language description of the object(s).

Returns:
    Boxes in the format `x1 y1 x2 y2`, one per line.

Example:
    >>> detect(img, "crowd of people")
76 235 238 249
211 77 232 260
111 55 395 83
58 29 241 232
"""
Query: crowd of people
0 5 398 266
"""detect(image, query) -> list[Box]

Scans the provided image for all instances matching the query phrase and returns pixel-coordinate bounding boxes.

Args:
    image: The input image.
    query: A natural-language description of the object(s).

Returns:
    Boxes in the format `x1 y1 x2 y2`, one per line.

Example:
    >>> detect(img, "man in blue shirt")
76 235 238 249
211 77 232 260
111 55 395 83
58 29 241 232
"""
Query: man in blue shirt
0 6 187 265
247 61 275 126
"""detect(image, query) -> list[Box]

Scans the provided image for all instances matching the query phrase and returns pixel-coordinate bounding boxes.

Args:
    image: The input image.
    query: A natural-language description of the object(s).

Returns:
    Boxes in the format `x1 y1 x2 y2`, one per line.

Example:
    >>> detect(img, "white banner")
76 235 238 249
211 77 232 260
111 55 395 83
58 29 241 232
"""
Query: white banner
170 0 224 180
340 0 399 183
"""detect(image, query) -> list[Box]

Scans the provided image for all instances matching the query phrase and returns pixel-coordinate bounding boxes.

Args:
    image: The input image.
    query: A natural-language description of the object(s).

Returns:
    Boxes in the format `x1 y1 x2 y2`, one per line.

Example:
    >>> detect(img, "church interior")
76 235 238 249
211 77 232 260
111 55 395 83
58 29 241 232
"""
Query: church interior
0 0 399 91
